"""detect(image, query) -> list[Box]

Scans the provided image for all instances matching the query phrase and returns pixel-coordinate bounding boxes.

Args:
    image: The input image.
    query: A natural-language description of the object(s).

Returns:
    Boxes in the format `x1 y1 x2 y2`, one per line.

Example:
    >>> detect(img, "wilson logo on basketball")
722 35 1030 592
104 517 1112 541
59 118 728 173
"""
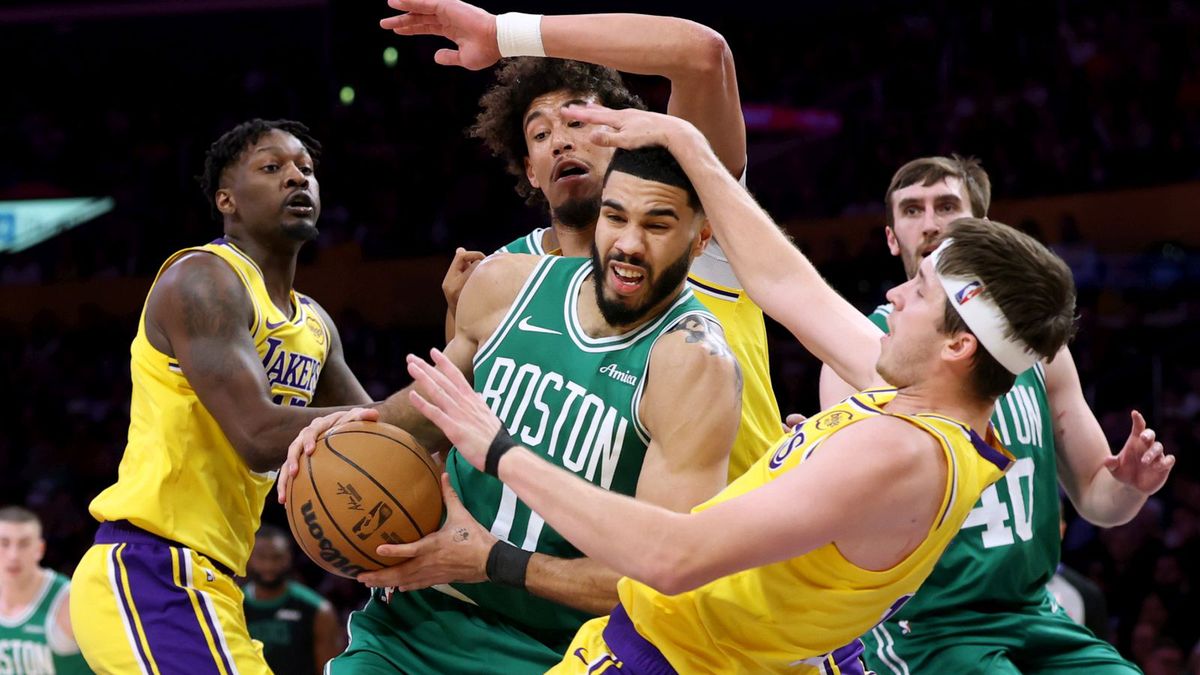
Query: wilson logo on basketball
299 500 367 578
353 502 394 541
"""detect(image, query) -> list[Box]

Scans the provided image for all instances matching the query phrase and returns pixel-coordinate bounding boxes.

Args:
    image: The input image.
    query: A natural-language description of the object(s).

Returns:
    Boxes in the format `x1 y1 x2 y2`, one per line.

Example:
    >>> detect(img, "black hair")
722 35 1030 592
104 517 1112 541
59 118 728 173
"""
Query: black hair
604 146 703 213
196 118 321 220
470 58 646 205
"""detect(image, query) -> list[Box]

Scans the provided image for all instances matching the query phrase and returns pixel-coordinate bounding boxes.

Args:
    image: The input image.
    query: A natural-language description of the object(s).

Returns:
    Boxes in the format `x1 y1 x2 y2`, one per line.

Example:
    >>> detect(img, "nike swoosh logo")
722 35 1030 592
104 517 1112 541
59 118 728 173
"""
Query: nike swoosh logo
265 319 287 329
517 316 562 335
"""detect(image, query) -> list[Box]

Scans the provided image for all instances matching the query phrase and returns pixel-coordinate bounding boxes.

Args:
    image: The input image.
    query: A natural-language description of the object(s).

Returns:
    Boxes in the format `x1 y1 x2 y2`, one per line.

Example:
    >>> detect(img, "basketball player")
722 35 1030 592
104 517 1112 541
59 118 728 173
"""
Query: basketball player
70 119 371 674
397 135 1082 672
281 145 742 673
243 525 340 675
817 156 1170 674
383 0 784 480
0 507 89 674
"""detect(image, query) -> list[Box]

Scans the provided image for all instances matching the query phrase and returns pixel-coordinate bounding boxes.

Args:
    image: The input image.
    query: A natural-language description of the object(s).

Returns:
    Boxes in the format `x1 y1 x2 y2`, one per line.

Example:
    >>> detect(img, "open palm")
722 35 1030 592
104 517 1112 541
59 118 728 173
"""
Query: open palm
380 0 501 71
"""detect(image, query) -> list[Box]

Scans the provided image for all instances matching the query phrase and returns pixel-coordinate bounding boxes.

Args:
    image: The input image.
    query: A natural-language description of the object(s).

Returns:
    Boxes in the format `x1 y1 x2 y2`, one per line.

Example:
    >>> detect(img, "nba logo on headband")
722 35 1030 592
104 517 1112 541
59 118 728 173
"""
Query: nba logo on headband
954 281 984 305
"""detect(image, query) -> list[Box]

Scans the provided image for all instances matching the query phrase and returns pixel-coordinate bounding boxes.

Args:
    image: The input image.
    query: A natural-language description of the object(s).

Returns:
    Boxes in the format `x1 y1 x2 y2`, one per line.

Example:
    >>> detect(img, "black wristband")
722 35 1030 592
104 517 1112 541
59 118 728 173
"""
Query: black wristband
485 425 518 477
486 540 533 589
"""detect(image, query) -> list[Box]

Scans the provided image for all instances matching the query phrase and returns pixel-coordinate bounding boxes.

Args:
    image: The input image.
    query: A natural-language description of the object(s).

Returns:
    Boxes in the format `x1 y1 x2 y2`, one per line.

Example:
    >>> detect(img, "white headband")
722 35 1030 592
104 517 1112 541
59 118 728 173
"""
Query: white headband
928 238 1040 375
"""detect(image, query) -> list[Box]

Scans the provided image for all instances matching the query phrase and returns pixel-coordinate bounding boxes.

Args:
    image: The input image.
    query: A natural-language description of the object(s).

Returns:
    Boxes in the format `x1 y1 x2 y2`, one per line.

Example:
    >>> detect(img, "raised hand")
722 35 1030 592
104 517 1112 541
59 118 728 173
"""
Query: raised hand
1102 410 1174 495
442 247 487 315
561 103 702 151
277 407 379 504
379 0 501 70
358 474 495 590
406 348 502 472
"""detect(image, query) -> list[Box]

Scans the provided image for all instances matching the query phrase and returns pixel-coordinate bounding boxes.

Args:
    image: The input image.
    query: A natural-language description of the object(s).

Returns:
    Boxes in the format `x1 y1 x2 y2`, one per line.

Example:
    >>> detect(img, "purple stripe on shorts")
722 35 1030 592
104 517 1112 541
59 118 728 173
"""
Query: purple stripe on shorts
829 639 866 675
601 603 677 675
180 547 238 675
110 546 155 672
118 539 224 675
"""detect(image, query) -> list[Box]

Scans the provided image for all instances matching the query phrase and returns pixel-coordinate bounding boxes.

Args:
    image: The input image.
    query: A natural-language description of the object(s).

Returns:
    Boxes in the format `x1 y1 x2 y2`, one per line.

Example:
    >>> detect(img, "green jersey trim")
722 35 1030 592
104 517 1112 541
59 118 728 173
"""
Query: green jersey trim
0 570 53 628
562 261 702 353
474 256 560 369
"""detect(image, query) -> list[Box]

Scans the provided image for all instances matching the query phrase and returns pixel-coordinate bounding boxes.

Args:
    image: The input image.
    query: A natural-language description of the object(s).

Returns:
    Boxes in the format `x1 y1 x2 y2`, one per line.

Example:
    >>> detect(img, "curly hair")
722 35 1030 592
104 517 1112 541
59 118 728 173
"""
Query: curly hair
196 118 321 220
469 58 646 205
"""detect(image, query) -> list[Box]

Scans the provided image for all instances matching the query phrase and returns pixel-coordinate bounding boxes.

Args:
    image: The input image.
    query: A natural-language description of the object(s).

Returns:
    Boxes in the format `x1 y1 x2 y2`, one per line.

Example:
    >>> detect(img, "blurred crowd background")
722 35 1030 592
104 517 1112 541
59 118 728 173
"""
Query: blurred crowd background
2 1 1199 672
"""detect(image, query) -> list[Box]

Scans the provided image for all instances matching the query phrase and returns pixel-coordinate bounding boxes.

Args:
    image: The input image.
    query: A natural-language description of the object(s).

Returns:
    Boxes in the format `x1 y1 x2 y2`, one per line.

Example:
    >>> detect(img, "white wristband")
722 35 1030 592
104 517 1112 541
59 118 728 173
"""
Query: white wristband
495 12 545 58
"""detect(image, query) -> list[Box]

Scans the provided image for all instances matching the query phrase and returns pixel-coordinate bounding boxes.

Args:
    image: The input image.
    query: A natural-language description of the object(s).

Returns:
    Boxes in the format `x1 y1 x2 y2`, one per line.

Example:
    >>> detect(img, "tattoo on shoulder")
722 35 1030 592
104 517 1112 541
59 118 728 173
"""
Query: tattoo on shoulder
179 263 248 338
670 315 743 390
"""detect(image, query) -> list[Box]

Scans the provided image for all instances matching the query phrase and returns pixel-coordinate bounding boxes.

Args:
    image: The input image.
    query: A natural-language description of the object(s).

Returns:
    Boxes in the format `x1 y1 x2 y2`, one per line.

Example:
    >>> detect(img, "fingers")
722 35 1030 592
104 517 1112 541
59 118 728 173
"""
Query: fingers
440 473 464 513
409 389 456 437
562 103 618 125
1130 409 1146 435
375 542 422 559
430 348 473 396
589 129 620 148
784 413 807 428
1103 455 1120 472
434 49 463 67
1142 441 1165 465
387 0 441 12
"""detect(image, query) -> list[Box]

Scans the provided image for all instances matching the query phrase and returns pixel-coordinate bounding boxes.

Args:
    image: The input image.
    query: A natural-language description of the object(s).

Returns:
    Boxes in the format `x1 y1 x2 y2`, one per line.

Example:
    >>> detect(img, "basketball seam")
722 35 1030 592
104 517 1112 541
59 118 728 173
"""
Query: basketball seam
323 432 437 540
305 447 390 568
324 428 442 500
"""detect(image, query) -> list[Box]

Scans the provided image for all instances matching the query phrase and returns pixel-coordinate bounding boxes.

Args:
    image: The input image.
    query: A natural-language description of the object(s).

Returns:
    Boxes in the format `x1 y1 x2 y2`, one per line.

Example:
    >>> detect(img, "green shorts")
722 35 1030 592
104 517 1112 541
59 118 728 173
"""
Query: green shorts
862 594 1140 675
328 587 572 675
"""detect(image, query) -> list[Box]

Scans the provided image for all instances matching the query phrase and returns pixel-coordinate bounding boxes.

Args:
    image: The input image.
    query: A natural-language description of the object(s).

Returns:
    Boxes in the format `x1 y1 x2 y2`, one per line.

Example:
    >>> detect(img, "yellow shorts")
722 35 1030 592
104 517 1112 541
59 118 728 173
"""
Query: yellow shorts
70 523 269 675
549 604 676 675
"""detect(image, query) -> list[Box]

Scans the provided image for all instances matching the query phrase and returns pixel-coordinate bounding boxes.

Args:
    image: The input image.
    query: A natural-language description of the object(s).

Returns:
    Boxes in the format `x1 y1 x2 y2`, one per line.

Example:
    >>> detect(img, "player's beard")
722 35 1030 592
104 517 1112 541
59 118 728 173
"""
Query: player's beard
282 221 319 241
551 195 600 231
591 242 692 328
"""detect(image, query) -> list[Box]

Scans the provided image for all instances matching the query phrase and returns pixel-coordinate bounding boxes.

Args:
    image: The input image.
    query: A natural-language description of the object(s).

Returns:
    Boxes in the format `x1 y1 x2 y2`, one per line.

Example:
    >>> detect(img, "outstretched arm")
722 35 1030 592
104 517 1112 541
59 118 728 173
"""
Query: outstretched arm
1046 347 1174 526
405 349 945 595
563 105 885 390
380 0 745 174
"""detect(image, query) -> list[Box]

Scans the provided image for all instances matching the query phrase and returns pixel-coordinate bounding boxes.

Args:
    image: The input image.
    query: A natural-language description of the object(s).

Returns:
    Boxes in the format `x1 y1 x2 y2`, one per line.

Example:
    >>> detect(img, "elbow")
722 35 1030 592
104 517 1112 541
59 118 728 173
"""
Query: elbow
682 25 733 79
640 537 705 597
236 441 279 475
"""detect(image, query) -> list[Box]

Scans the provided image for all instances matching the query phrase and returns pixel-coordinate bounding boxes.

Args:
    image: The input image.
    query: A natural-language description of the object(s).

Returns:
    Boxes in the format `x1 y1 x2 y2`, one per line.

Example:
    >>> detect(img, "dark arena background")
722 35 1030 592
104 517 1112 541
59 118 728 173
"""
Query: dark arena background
1 1 1198 672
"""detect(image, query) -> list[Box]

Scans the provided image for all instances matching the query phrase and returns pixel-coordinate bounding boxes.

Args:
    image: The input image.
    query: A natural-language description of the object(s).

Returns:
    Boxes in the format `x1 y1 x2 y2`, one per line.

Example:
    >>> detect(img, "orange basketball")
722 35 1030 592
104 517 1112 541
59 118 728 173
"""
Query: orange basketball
285 420 443 578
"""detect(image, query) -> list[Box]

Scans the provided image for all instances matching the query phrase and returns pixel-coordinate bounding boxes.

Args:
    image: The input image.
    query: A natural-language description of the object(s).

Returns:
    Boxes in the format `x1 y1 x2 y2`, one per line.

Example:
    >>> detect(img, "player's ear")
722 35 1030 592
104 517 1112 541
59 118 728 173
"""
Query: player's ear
942 331 979 368
885 225 901 257
692 215 712 258
524 157 540 191
215 188 236 216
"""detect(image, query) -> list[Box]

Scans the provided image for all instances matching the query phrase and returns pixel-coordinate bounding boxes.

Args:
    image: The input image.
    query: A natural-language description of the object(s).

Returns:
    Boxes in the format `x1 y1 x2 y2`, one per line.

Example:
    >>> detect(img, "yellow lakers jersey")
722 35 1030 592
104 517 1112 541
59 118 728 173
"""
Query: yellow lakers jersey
617 388 1014 673
685 274 784 481
89 238 330 575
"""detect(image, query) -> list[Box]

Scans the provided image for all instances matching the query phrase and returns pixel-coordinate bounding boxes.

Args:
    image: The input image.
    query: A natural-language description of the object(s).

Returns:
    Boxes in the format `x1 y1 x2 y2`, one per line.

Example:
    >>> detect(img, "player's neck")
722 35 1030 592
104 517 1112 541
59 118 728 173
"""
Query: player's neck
887 378 994 433
0 568 45 617
547 222 595 258
222 233 300 313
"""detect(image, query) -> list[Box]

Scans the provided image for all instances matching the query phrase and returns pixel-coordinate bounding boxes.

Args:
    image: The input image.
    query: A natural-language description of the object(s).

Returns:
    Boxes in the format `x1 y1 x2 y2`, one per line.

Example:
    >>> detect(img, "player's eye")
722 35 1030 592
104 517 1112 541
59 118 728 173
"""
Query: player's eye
263 164 279 172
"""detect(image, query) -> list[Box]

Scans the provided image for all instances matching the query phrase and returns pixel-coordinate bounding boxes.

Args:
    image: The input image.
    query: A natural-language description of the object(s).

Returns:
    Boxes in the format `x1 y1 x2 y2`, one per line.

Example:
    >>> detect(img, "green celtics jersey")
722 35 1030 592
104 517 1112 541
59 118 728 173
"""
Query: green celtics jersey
498 228 555 255
446 256 714 633
243 581 326 675
0 571 91 674
868 303 1060 615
